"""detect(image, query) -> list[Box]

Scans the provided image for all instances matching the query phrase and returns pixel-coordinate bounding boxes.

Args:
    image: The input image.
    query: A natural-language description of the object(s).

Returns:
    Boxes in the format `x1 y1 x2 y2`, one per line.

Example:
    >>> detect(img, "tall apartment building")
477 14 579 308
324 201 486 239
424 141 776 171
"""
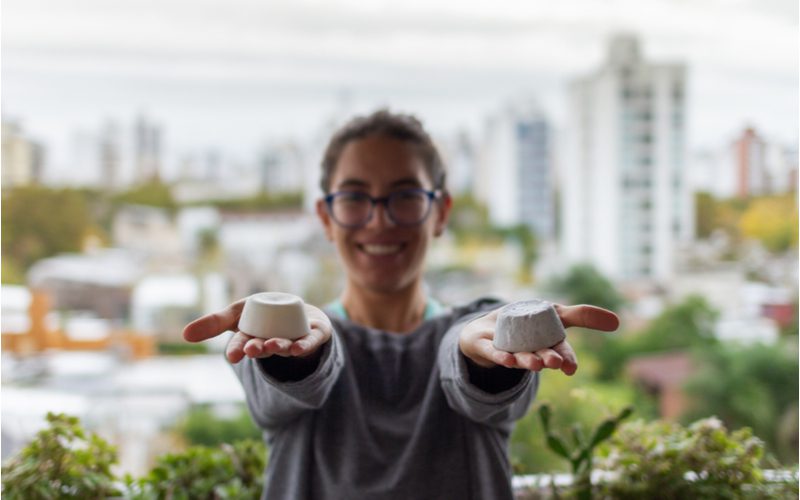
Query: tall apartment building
561 35 692 282
134 115 162 183
478 105 555 240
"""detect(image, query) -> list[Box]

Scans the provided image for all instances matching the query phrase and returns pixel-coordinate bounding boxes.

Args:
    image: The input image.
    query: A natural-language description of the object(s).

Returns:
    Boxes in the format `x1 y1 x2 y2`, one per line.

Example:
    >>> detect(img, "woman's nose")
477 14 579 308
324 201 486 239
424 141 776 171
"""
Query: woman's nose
365 201 394 229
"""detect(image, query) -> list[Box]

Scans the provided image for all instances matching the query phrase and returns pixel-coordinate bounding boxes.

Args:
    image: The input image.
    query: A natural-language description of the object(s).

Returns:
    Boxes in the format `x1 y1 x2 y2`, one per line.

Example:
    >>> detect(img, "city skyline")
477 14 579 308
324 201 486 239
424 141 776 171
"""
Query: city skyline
2 0 797 184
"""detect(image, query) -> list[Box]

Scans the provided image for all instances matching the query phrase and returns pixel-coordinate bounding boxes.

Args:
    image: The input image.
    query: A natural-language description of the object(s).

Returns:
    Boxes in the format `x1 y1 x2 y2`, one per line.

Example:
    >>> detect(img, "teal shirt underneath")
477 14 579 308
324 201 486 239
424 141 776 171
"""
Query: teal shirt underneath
325 298 445 322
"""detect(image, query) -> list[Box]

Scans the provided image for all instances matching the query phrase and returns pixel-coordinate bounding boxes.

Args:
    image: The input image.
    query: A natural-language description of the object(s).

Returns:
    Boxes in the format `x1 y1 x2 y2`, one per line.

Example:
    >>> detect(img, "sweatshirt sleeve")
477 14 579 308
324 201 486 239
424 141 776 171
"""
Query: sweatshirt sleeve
438 313 539 429
231 328 345 432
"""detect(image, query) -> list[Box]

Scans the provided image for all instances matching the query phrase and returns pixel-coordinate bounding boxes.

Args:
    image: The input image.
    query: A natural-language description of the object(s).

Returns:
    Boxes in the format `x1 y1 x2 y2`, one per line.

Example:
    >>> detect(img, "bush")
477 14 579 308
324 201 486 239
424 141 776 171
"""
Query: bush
175 406 261 447
126 440 266 500
1 413 120 499
597 417 799 499
682 339 799 463
2 412 267 500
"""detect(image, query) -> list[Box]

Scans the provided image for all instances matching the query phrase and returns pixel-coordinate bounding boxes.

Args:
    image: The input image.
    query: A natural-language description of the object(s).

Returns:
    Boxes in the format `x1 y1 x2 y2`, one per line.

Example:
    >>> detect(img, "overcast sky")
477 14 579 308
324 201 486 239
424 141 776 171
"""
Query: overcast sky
2 0 797 178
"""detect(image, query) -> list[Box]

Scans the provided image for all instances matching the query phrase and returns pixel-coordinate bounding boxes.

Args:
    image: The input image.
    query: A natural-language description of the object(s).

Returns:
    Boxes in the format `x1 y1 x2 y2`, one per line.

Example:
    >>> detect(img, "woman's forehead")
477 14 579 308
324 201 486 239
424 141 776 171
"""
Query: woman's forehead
331 137 433 188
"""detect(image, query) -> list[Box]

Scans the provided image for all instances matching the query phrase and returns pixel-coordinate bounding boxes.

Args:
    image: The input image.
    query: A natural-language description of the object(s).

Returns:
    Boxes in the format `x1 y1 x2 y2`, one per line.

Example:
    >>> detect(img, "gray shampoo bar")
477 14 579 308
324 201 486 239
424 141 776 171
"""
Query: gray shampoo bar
493 300 566 352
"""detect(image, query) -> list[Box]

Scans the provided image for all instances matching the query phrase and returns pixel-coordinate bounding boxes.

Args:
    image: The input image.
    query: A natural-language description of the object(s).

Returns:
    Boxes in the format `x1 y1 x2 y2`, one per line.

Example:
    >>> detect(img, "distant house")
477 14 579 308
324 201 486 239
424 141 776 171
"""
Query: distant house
112 204 183 266
27 249 142 321
626 351 694 420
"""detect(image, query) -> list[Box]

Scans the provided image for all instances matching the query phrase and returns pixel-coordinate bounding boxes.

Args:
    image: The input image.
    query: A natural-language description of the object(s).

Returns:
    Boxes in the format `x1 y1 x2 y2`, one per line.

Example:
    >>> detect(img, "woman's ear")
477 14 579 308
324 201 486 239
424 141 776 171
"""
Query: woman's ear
316 198 334 241
433 192 452 237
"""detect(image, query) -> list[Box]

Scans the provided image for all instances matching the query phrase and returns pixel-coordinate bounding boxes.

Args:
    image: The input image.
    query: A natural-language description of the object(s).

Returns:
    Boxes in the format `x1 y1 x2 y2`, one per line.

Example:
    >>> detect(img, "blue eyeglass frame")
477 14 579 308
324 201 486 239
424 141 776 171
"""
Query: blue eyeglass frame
324 188 441 228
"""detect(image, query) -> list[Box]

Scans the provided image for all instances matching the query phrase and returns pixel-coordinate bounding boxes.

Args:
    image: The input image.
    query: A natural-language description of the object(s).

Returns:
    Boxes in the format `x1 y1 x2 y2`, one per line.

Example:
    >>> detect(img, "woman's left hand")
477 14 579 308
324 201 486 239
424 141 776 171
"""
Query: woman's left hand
458 303 619 376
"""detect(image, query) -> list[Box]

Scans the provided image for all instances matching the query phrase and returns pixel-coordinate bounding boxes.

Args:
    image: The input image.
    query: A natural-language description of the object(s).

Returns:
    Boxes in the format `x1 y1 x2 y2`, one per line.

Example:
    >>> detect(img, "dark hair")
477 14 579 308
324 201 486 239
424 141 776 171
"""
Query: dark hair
319 109 447 194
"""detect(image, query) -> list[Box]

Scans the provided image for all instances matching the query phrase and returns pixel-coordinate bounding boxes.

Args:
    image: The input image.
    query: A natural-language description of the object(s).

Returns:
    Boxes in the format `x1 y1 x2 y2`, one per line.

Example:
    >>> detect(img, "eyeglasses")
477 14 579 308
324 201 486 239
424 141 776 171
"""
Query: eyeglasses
324 188 441 228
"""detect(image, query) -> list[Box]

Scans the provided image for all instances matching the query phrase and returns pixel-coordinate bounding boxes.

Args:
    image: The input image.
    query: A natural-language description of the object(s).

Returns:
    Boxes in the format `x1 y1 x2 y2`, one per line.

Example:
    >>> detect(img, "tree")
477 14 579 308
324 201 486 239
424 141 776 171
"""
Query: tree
111 179 176 212
593 295 719 381
2 187 93 272
682 339 799 463
738 195 798 253
548 264 625 312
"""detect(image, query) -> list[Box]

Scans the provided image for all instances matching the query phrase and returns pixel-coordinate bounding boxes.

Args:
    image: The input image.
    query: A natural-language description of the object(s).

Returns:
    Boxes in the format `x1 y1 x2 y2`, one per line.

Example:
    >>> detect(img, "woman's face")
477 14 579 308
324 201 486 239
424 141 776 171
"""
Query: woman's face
316 135 451 296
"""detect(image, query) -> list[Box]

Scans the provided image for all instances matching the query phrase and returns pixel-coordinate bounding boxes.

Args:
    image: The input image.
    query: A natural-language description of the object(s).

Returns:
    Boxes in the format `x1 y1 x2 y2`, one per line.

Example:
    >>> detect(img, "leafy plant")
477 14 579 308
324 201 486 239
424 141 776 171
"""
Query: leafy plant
175 406 261 447
126 440 266 500
597 417 798 499
1 413 120 499
538 403 633 499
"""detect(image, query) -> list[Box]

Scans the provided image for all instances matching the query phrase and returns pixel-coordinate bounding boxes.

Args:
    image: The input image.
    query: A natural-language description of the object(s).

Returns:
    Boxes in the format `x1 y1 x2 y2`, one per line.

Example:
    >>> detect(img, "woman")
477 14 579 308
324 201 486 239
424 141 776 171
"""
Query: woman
183 110 619 499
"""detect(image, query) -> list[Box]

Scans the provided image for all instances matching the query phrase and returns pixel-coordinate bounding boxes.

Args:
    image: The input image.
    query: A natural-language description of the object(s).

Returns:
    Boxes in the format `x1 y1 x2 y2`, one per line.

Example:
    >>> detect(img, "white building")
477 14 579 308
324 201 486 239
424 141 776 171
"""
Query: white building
2 121 44 188
561 34 693 282
478 104 555 240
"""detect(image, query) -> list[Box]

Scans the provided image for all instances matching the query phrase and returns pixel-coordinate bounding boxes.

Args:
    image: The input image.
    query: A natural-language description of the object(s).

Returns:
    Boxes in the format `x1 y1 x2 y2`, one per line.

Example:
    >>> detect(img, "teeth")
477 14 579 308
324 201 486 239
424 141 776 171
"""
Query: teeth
362 244 402 255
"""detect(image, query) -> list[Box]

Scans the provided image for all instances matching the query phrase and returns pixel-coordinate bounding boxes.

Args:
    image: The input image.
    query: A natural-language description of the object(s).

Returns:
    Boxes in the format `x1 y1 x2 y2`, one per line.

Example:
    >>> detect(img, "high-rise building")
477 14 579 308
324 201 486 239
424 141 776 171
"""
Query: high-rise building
2 121 44 188
134 114 162 183
561 34 692 282
733 127 768 198
478 105 555 240
99 120 121 192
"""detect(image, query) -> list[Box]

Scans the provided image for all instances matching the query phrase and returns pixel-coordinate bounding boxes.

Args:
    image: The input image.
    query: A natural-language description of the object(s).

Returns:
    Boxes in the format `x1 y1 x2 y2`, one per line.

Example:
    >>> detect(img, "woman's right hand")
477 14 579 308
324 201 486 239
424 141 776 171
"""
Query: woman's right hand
183 299 333 364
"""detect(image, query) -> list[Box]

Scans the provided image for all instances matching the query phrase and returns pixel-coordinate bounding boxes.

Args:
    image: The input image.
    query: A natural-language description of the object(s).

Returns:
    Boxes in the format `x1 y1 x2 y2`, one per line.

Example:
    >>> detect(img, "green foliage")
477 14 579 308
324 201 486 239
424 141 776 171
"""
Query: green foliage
112 180 177 212
694 191 717 239
547 264 625 312
2 257 26 284
2 186 93 271
682 339 799 463
175 406 261 447
594 295 719 381
1 413 120 499
538 404 633 499
597 417 798 499
738 195 798 252
448 195 539 279
194 191 303 212
157 341 209 356
3 412 267 500
127 440 266 500
694 192 798 253
510 359 656 475
630 295 718 352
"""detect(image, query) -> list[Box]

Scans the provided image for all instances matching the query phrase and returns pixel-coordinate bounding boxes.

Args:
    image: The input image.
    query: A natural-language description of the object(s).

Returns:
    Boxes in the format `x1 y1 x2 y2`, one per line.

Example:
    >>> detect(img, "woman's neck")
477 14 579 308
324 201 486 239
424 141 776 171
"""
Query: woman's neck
340 281 427 333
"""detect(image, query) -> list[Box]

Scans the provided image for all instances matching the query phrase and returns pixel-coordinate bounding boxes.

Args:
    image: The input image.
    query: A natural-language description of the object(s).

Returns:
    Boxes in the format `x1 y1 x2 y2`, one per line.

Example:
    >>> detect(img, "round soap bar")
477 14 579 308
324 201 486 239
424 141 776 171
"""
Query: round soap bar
493 299 566 353
238 292 311 340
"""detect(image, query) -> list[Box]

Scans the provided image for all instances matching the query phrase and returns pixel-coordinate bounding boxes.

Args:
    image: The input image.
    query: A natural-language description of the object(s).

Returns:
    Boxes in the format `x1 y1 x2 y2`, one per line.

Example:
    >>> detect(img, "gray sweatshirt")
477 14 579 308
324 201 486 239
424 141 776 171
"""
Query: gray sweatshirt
232 298 539 500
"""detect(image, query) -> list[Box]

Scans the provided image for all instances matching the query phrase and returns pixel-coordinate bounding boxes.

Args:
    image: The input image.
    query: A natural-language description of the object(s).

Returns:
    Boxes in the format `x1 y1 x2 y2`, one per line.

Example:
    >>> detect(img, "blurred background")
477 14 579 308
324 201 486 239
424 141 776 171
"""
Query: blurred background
2 0 798 482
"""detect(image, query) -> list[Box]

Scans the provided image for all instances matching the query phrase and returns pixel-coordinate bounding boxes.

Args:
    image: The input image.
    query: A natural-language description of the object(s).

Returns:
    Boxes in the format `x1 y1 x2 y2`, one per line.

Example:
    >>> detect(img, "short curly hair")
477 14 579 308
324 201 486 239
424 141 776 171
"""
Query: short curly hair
319 109 447 194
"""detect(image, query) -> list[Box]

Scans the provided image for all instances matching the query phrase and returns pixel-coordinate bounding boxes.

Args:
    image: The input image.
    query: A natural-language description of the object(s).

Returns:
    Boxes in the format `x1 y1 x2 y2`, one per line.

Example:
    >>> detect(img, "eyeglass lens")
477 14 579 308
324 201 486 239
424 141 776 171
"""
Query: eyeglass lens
330 190 431 227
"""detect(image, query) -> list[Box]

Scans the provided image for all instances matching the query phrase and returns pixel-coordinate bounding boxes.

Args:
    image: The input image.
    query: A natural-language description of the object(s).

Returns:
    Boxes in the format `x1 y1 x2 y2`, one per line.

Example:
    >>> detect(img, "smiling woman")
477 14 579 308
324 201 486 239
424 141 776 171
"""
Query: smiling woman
183 109 619 500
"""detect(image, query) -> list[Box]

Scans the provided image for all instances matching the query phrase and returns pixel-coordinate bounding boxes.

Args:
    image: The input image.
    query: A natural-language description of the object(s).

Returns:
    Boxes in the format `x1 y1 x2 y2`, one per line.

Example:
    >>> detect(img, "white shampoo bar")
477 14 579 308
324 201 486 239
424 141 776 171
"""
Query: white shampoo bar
493 300 566 353
238 292 311 340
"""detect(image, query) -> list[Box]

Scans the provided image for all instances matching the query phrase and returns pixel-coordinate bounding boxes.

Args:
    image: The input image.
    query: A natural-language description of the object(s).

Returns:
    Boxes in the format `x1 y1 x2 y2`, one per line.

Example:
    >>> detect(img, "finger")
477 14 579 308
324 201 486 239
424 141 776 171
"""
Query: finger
534 348 564 370
243 338 267 358
184 300 246 342
474 338 516 368
262 338 293 357
290 327 328 357
555 304 620 332
226 331 251 364
550 340 578 376
514 352 544 371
